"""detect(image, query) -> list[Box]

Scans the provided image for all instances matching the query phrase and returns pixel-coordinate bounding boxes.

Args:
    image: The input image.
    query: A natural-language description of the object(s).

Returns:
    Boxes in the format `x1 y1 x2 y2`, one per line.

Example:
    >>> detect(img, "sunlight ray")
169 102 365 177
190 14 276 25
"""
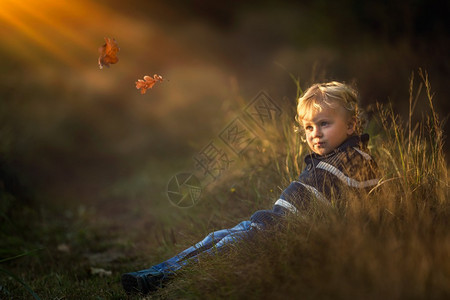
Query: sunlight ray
11 0 97 53
0 7 78 67
0 35 42 65
0 0 125 68
43 0 127 33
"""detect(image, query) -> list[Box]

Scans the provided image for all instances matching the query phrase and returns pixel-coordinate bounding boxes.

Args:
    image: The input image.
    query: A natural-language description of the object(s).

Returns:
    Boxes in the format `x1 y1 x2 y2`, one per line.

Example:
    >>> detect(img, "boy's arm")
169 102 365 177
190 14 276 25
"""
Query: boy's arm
272 148 380 215
272 180 329 215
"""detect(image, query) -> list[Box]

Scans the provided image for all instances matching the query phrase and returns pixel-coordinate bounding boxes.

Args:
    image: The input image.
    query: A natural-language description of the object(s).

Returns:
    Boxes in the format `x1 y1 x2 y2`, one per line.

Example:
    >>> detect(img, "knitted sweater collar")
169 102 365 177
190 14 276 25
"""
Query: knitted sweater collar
305 134 370 161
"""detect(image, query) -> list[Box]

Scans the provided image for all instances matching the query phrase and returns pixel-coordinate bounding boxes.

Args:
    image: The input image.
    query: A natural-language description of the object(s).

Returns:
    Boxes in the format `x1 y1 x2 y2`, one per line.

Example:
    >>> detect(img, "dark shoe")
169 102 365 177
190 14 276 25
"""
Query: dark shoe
121 268 166 295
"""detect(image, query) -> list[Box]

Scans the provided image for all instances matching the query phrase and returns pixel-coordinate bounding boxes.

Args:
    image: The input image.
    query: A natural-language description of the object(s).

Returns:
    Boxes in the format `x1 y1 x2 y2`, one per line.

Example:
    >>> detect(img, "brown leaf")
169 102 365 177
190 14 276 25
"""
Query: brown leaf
98 37 119 69
136 74 164 94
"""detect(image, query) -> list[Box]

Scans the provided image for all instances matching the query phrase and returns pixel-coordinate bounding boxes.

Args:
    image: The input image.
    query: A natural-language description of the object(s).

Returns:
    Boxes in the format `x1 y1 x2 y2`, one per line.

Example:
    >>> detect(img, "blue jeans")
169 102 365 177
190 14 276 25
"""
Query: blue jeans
146 220 254 276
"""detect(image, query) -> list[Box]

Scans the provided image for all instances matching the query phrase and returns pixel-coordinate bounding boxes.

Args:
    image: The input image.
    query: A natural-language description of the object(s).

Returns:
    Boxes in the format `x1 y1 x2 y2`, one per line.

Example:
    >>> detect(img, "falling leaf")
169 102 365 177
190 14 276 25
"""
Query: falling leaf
98 37 119 69
136 74 164 94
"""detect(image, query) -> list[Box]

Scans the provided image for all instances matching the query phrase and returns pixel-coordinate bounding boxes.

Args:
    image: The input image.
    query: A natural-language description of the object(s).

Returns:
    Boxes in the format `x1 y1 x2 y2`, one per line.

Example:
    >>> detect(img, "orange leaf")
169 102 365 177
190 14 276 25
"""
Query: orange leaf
136 74 164 94
98 37 120 69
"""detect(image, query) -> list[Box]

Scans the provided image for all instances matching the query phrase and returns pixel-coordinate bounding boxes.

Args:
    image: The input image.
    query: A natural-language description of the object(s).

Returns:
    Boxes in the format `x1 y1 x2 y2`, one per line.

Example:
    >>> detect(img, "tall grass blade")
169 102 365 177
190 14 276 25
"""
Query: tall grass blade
0 267 41 300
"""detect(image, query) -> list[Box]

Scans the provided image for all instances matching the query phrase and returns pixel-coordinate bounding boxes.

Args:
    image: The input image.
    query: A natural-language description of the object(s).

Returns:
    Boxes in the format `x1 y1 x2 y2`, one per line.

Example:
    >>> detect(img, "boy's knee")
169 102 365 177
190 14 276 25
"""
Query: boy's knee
250 210 284 229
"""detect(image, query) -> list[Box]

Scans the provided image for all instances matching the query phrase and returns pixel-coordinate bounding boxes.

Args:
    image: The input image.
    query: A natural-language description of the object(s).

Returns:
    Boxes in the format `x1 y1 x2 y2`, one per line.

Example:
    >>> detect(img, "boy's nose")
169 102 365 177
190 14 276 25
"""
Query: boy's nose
313 127 322 137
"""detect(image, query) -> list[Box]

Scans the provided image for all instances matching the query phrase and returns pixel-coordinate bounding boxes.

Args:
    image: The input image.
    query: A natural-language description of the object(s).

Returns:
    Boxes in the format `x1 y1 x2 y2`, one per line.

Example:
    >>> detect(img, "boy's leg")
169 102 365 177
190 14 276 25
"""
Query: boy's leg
196 220 255 256
169 220 254 263
121 220 253 294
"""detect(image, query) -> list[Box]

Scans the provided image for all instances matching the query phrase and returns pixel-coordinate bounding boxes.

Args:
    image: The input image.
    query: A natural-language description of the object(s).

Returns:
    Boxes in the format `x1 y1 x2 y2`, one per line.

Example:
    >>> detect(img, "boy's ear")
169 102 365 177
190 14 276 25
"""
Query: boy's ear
346 117 356 135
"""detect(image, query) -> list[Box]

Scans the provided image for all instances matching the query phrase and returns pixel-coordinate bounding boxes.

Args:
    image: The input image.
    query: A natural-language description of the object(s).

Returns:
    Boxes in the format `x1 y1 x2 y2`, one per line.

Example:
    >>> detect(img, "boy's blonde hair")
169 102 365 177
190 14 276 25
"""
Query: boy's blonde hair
296 81 365 134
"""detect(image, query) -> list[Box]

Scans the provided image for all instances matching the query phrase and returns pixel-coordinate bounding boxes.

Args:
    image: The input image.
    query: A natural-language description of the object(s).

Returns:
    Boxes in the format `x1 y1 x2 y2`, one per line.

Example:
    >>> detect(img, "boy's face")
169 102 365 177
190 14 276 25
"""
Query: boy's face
301 107 355 156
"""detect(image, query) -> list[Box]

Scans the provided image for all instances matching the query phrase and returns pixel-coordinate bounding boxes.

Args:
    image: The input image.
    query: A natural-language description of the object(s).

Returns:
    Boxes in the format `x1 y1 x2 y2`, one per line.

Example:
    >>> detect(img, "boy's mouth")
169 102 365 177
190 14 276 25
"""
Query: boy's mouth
315 142 325 147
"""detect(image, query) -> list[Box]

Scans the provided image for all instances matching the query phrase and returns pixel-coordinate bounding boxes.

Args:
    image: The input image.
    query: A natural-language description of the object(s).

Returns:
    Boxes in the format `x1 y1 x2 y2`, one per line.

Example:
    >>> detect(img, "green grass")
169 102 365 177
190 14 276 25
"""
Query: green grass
1 71 448 299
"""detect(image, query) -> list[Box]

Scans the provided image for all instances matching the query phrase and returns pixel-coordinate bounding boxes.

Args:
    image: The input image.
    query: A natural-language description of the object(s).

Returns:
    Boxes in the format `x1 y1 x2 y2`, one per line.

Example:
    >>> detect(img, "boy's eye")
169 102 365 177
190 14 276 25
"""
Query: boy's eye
305 125 313 131
320 121 329 126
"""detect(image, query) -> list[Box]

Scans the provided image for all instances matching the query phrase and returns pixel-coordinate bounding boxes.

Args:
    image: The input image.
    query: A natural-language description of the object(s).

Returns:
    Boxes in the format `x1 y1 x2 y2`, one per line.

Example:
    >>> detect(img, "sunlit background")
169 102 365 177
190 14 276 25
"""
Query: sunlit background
1 0 449 211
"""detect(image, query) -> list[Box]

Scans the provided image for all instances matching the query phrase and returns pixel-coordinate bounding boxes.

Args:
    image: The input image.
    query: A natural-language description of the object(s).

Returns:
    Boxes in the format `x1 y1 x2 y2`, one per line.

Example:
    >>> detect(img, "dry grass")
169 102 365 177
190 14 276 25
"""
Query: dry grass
0 71 448 299
151 71 449 299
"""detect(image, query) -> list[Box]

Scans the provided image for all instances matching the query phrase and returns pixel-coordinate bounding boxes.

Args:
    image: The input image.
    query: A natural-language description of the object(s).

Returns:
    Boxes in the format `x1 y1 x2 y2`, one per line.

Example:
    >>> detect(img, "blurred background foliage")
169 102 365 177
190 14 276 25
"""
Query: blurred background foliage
0 0 448 202
0 0 448 235
0 0 448 297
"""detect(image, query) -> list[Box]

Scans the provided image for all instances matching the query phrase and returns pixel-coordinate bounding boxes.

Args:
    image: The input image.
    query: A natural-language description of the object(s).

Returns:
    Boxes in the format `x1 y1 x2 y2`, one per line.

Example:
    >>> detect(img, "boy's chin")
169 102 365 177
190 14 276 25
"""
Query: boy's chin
312 147 331 156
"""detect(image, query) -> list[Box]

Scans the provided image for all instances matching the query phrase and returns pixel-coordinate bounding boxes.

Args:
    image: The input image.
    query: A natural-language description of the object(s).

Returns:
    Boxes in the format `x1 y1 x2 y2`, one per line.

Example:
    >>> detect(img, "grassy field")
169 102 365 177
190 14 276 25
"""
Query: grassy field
1 72 448 299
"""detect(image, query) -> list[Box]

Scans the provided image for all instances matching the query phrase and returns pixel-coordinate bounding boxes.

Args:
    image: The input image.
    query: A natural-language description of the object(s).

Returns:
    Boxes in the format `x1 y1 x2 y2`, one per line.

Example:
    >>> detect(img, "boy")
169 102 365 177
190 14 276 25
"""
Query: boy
121 81 380 295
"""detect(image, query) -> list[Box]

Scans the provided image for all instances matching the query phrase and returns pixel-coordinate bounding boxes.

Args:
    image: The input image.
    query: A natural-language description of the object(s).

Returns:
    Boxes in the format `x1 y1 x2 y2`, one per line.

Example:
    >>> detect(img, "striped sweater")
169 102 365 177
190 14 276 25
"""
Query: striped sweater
250 134 379 227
